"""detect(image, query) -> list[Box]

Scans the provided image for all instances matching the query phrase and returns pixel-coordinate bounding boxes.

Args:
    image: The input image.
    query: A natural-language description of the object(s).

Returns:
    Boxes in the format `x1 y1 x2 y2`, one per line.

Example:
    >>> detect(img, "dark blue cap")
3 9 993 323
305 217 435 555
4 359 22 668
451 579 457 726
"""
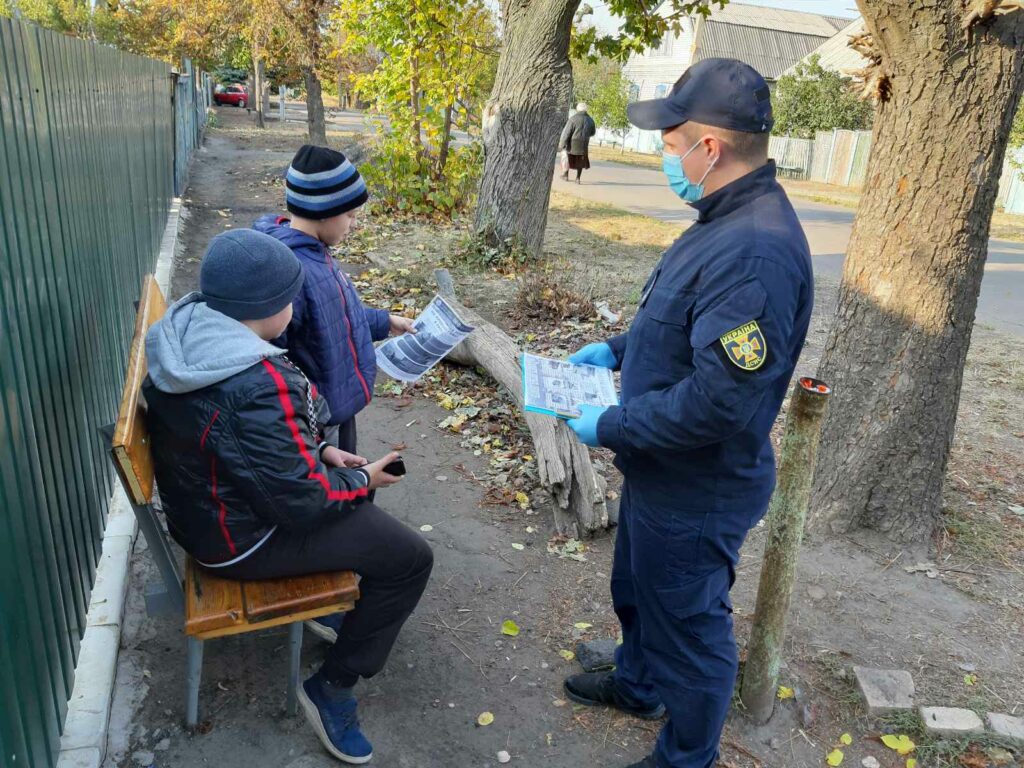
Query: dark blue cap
627 58 774 134
200 230 304 321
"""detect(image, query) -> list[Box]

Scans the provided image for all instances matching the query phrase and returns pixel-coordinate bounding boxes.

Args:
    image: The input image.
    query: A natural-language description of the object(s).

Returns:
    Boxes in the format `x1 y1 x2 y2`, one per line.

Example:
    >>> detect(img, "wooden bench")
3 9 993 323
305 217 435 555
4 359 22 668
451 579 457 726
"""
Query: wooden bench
108 274 359 727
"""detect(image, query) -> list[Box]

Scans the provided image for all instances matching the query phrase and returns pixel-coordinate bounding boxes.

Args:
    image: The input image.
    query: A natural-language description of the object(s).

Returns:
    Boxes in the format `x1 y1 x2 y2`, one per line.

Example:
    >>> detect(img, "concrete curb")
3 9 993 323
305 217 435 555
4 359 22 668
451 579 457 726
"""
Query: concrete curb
56 198 182 768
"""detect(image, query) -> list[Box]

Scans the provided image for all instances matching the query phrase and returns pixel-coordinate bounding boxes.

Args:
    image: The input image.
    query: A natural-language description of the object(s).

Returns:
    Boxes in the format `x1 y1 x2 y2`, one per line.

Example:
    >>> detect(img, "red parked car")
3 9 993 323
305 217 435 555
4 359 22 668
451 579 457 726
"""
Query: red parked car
214 84 249 108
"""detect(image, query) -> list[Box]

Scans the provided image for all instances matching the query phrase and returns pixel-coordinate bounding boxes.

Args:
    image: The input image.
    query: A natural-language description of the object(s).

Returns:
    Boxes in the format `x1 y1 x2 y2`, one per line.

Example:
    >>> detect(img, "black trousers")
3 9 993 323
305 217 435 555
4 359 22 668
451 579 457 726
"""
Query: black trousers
324 418 358 453
216 501 434 687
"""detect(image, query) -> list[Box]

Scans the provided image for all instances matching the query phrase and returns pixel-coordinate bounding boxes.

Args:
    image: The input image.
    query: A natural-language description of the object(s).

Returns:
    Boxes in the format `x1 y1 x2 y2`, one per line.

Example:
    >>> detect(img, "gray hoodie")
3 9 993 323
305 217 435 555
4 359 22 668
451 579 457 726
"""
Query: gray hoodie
146 292 285 394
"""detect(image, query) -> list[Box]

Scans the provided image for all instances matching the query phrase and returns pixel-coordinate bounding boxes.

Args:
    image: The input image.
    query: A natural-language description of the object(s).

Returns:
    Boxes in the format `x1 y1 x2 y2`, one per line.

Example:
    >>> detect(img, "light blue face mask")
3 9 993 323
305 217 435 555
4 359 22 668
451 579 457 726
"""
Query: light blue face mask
663 140 718 202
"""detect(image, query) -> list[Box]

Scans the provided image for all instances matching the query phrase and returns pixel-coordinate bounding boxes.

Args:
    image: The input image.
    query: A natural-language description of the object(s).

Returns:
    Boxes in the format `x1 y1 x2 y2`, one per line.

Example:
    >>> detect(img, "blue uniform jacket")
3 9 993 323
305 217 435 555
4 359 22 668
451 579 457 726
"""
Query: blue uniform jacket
596 161 813 512
254 215 390 426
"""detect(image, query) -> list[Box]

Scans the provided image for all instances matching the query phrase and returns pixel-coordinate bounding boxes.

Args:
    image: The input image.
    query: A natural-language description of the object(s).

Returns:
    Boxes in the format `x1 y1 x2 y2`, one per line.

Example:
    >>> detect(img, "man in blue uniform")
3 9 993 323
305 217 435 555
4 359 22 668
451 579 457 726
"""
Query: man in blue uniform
562 58 814 768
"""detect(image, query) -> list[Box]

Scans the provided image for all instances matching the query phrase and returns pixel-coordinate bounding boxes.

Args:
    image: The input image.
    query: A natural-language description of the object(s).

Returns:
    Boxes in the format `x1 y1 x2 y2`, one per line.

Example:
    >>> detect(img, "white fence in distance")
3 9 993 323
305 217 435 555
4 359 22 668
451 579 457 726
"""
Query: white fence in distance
593 125 1024 215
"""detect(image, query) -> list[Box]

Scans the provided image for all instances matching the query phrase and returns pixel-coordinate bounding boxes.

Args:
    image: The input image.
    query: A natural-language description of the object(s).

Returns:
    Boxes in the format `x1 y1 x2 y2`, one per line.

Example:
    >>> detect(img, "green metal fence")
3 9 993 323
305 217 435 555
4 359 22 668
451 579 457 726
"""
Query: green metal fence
0 18 174 768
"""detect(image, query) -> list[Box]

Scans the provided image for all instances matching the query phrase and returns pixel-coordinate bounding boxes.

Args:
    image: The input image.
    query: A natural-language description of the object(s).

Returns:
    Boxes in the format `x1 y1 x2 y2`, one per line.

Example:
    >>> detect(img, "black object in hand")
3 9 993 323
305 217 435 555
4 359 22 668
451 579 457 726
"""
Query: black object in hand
383 456 407 476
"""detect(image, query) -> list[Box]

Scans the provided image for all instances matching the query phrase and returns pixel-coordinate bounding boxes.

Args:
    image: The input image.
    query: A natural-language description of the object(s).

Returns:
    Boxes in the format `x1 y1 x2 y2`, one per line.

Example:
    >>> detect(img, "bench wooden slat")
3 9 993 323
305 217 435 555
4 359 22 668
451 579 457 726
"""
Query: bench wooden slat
185 557 246 636
112 274 166 506
244 571 360 624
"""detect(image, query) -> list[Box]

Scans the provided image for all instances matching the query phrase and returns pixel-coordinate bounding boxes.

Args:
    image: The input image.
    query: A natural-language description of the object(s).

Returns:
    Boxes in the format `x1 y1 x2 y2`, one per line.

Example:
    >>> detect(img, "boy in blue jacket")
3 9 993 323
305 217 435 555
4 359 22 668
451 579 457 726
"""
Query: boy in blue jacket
254 145 414 461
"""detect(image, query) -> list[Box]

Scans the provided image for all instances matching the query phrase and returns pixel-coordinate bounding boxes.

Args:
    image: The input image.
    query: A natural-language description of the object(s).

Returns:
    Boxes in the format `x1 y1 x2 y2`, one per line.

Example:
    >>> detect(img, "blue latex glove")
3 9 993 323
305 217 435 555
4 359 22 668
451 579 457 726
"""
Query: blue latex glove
568 342 616 369
567 404 609 447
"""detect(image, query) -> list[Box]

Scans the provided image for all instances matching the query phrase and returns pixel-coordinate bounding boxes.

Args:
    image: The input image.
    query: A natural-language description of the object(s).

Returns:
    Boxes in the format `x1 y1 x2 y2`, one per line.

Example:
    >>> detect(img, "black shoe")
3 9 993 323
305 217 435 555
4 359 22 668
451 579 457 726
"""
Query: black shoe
564 670 665 720
625 757 657 768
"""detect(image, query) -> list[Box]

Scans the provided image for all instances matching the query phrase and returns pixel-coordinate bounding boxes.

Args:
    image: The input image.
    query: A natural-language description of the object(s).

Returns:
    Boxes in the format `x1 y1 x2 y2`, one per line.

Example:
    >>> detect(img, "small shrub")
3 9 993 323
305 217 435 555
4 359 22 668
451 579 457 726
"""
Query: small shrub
362 135 482 221
448 227 533 272
514 271 594 322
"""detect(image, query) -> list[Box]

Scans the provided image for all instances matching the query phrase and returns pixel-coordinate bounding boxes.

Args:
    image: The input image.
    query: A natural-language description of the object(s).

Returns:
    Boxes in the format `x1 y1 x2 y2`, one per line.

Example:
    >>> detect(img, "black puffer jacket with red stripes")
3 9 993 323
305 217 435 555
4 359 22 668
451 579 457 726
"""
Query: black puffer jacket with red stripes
142 294 369 565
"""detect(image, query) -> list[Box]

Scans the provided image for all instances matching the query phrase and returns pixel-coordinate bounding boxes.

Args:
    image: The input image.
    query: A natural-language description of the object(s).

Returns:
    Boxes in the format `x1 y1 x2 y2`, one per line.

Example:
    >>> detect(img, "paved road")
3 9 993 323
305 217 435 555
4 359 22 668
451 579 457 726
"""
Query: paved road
555 160 1024 337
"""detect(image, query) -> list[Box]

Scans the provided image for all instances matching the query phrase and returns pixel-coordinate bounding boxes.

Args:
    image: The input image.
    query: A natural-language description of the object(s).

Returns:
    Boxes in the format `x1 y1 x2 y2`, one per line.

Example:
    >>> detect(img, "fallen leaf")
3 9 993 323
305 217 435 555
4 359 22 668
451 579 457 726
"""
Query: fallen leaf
964 673 977 686
526 526 536 534
840 734 853 746
905 760 917 768
501 620 520 637
777 685 795 700
903 562 939 579
558 649 575 661
826 748 844 766
419 524 434 532
574 622 593 630
880 734 915 756
551 699 567 708
515 491 530 509
511 543 525 551
477 711 494 726
391 442 408 451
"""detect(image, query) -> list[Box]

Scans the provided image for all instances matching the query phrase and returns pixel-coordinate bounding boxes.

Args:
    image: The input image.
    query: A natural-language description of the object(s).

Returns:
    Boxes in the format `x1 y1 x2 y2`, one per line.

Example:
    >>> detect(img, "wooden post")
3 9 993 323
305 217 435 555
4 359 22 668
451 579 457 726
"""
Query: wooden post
433 269 612 538
740 376 831 723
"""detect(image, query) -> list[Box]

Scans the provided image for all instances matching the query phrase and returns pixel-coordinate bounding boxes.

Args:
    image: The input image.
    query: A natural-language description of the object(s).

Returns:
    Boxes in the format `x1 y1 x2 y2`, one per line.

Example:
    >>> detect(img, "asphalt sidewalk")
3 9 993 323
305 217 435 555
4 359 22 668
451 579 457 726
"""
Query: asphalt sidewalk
555 160 1024 337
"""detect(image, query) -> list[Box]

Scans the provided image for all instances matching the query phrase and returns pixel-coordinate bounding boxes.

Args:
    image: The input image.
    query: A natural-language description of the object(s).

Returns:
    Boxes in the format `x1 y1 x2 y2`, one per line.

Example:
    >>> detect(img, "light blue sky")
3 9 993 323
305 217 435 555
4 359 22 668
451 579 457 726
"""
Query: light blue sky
587 0 859 34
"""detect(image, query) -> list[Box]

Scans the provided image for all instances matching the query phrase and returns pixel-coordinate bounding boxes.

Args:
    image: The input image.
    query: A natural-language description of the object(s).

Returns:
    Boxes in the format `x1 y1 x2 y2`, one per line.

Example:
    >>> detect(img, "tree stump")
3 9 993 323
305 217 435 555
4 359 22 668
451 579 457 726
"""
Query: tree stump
434 269 612 538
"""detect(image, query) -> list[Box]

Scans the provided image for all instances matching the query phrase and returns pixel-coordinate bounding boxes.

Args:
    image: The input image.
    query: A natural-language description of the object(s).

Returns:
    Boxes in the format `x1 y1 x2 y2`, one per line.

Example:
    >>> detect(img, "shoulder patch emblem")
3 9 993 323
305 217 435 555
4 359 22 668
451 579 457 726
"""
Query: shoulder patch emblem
720 321 766 371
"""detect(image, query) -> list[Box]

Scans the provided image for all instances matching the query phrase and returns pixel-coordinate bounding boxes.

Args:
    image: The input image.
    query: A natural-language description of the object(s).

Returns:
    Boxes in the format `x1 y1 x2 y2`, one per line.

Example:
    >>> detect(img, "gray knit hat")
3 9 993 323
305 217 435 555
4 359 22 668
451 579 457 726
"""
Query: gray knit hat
199 230 304 320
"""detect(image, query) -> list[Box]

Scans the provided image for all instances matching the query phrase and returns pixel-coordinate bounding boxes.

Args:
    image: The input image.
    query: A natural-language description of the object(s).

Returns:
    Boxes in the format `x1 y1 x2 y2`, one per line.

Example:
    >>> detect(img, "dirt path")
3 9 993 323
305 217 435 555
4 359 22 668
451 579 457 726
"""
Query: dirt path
105 108 1024 768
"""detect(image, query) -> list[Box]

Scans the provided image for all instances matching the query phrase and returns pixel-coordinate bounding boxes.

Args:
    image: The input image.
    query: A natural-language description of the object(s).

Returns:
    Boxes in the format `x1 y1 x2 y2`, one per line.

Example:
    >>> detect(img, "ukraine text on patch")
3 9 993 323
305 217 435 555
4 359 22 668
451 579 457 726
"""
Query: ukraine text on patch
719 321 766 371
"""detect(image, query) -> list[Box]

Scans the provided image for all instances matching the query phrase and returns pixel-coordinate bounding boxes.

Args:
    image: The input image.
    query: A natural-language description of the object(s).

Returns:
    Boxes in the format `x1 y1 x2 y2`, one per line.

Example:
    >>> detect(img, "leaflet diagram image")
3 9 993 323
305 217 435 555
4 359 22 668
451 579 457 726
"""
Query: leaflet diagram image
521 353 619 419
375 295 475 382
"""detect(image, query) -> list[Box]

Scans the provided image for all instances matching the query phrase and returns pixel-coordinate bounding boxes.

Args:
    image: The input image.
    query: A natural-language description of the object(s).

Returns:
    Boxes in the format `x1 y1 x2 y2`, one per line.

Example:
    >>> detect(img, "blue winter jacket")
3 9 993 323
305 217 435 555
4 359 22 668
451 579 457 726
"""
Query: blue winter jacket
254 215 390 425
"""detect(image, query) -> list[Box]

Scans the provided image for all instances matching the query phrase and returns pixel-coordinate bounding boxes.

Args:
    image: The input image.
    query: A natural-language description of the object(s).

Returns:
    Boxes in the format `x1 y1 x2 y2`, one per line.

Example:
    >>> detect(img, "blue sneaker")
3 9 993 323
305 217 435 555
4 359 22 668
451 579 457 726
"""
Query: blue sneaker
305 613 346 644
298 674 373 764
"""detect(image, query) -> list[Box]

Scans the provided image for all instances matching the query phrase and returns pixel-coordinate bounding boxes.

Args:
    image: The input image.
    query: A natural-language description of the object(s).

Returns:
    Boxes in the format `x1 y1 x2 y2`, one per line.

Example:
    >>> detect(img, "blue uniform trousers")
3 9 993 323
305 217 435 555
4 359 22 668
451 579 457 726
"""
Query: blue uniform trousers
611 484 762 768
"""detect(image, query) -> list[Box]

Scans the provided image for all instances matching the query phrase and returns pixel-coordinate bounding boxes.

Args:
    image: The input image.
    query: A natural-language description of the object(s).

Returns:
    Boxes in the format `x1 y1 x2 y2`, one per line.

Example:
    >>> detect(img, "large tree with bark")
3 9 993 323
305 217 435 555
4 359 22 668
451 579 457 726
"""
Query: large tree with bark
808 0 1024 542
475 0 718 257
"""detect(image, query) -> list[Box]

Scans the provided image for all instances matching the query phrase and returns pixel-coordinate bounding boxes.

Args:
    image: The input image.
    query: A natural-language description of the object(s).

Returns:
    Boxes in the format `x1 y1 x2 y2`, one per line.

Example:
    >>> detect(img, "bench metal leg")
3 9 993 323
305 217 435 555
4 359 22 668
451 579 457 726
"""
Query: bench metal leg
134 501 185 613
186 636 204 728
286 622 303 716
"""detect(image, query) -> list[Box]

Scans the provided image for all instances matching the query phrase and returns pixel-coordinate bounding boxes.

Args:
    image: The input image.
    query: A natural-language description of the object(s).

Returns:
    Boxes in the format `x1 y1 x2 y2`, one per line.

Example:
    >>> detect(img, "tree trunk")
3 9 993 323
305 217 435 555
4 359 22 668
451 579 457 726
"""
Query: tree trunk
437 101 454 176
254 56 266 129
303 66 328 146
410 55 423 152
474 0 579 257
434 269 612 538
809 2 1024 542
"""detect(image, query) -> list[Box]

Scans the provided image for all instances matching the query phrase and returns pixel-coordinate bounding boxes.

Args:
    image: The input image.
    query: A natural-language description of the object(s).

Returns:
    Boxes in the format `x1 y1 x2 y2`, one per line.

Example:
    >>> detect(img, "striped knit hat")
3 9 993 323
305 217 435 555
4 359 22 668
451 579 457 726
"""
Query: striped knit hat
285 145 369 220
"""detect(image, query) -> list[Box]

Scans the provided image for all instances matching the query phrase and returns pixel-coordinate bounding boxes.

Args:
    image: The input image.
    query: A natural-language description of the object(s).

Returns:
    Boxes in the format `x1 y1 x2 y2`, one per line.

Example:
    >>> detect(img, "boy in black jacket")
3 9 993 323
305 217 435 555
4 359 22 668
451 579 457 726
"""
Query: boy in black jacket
144 230 433 764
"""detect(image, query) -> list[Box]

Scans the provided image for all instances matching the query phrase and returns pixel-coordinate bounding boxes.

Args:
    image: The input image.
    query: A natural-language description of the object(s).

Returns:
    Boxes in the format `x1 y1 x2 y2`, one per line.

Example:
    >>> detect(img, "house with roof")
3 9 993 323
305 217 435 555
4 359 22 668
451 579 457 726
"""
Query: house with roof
780 17 870 78
600 2 853 152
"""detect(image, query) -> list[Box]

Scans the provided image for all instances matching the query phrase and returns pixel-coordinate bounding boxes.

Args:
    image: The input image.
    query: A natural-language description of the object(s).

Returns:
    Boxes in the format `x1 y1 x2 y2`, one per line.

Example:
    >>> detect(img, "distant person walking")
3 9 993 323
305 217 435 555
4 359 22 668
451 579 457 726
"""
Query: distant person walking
559 103 597 184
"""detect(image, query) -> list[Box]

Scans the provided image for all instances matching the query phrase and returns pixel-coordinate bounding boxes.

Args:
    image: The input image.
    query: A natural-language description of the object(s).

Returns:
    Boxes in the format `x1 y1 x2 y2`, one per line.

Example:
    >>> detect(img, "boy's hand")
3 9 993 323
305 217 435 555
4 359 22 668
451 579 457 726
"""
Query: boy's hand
389 315 417 336
364 451 404 489
322 446 367 468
